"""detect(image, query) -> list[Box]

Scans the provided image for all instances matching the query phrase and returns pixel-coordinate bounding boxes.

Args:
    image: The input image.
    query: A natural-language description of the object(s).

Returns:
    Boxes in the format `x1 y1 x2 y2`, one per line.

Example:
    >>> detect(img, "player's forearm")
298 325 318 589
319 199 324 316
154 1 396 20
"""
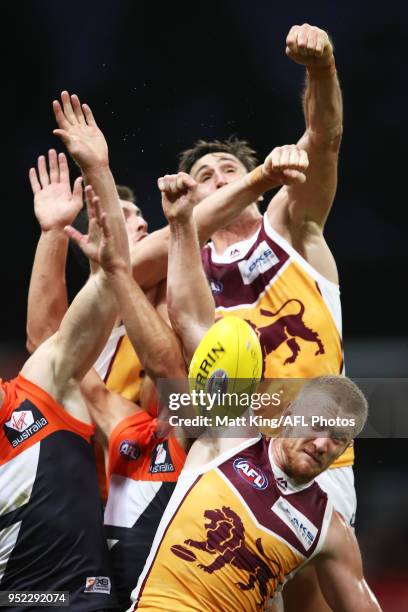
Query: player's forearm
54 271 117 383
166 217 214 362
85 166 129 263
194 170 273 244
108 267 185 380
303 66 343 148
26 230 69 353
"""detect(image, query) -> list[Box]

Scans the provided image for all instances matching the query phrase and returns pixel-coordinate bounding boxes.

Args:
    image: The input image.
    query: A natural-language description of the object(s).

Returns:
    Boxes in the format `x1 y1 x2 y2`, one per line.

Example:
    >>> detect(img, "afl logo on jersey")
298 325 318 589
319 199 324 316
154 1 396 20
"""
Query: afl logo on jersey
233 458 269 490
119 440 140 461
210 279 223 294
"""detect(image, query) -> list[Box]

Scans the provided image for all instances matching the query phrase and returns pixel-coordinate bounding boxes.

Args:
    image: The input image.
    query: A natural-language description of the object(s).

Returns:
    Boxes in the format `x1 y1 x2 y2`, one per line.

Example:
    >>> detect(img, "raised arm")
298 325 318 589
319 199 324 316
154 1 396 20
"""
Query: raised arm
26 150 83 352
53 91 127 260
159 172 215 363
21 184 127 403
70 196 186 382
314 512 381 611
268 24 343 228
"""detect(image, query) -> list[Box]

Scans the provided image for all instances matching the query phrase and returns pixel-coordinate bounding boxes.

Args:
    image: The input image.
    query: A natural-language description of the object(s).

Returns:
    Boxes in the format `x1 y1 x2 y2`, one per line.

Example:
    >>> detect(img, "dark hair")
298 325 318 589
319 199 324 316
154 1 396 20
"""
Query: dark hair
116 184 136 203
70 184 136 270
178 136 258 174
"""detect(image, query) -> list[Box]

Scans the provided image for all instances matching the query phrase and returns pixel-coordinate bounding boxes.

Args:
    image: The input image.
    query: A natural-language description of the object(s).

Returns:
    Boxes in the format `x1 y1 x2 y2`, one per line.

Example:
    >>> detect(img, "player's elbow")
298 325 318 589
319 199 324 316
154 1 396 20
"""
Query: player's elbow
309 123 343 152
26 323 37 353
359 580 382 611
328 123 343 151
26 336 37 355
26 326 48 354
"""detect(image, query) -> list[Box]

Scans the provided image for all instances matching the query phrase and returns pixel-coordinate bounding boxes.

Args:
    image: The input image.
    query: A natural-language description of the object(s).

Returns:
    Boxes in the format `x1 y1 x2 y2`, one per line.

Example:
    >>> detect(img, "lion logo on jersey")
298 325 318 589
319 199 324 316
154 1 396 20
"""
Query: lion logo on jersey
245 299 325 366
171 506 281 608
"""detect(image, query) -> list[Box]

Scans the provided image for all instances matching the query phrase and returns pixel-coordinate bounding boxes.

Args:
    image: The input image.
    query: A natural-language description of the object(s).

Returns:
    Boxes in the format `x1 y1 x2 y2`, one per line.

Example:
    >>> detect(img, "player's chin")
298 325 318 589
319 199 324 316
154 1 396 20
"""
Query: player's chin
294 457 323 481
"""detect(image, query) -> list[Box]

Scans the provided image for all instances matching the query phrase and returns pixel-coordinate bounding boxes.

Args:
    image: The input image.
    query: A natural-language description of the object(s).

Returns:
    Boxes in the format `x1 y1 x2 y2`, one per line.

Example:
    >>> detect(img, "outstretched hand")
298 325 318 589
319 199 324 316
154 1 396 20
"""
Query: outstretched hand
65 186 128 275
158 172 197 223
29 149 83 231
53 91 108 172
286 24 334 68
262 145 309 186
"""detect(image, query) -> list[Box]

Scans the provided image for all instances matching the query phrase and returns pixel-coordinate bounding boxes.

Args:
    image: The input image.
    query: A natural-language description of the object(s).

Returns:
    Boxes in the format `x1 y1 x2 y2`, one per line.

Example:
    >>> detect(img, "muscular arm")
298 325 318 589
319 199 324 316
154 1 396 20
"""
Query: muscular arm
105 265 186 380
168 217 214 363
26 151 83 352
22 269 116 402
160 174 216 363
314 512 381 611
22 181 128 403
268 24 343 228
70 193 186 383
53 92 127 263
26 230 69 352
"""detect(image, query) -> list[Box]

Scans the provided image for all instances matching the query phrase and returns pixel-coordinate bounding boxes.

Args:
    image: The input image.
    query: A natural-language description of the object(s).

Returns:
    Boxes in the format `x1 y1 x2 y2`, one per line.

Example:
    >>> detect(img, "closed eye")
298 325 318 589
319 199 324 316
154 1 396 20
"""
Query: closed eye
200 174 212 182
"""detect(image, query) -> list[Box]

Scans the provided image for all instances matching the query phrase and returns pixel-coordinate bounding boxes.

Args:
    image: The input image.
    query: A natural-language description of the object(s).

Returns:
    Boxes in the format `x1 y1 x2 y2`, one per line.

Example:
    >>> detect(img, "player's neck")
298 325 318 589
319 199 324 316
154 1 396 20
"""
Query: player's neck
211 205 262 255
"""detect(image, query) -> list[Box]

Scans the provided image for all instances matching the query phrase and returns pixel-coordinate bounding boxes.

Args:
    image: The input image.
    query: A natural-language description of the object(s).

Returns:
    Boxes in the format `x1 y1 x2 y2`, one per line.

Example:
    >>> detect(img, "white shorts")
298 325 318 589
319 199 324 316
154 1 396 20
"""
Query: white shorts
315 466 356 527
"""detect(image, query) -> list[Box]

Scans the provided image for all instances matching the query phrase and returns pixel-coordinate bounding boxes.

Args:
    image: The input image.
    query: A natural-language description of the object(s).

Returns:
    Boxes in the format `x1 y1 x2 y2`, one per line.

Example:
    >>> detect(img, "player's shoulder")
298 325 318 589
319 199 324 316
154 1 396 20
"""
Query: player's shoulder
0 376 17 416
110 409 155 446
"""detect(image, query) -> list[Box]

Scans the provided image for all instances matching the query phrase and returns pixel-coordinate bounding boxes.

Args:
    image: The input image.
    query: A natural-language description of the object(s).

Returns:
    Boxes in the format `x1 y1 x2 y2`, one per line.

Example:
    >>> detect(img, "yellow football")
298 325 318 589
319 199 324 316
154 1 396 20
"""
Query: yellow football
188 316 263 419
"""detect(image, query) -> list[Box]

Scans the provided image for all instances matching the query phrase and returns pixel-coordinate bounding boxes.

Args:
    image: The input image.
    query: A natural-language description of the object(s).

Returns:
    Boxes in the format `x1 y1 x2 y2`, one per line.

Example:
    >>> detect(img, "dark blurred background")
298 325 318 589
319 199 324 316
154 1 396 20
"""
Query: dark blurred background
8 1 408 609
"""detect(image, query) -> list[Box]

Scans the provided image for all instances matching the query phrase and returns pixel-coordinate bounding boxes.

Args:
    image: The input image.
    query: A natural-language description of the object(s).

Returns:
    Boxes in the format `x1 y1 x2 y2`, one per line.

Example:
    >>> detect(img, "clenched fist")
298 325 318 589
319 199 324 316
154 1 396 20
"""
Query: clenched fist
262 145 309 185
158 172 197 223
286 24 334 68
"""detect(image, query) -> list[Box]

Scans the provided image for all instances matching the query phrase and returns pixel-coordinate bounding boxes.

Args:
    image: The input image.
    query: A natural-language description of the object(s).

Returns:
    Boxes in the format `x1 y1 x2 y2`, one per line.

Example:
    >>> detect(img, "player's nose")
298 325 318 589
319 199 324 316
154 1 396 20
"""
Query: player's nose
214 171 227 189
134 216 148 233
312 438 330 453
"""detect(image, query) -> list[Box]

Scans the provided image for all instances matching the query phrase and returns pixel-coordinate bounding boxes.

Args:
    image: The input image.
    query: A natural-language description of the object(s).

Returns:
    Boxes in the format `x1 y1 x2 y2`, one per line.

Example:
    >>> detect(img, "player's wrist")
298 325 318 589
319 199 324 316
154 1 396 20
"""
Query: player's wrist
103 259 131 279
245 165 278 191
307 57 336 79
82 159 110 175
168 213 195 228
41 226 70 236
